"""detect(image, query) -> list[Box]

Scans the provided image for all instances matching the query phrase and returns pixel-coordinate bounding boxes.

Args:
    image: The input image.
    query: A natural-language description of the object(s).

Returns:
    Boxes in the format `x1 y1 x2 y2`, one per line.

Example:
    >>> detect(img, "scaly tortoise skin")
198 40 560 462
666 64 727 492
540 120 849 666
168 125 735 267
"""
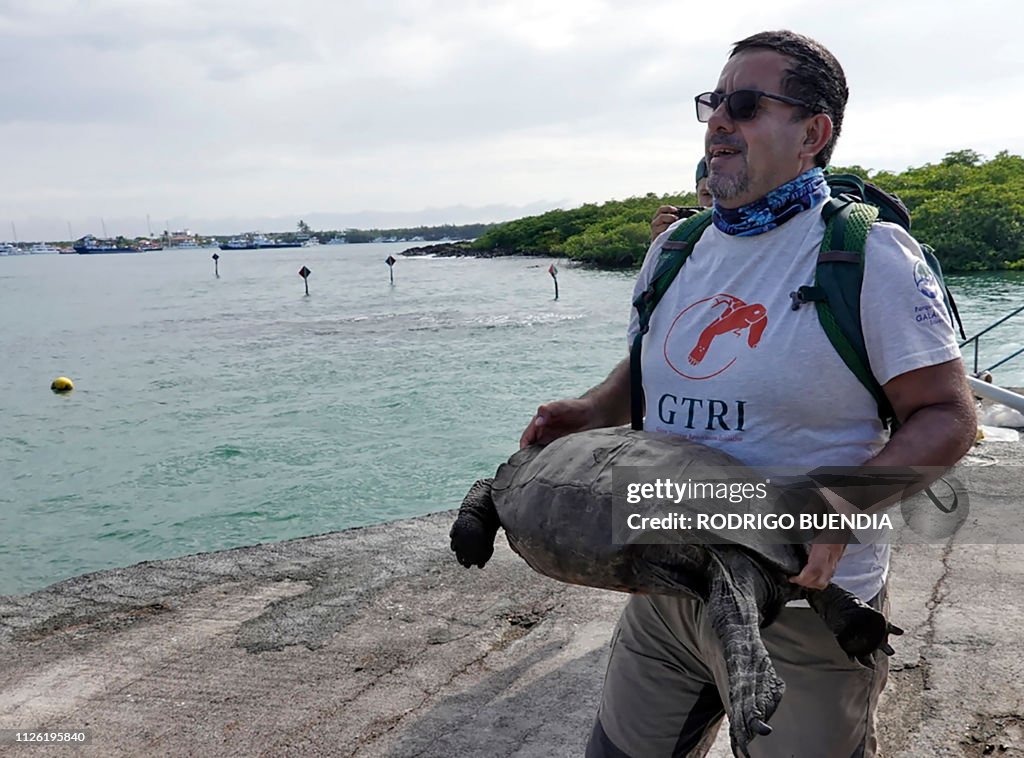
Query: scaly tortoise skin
449 427 901 757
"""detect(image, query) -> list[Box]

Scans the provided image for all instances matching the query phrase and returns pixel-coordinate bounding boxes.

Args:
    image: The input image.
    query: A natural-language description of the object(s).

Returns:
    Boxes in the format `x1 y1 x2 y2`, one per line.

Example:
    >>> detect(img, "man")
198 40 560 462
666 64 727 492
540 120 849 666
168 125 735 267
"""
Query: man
650 158 714 241
520 30 977 757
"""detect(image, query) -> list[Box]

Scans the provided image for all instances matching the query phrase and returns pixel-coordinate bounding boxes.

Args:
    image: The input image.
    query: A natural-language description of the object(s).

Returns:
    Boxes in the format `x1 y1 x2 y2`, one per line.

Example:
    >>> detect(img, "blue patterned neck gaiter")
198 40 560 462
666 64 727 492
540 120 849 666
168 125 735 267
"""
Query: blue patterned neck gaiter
713 167 828 237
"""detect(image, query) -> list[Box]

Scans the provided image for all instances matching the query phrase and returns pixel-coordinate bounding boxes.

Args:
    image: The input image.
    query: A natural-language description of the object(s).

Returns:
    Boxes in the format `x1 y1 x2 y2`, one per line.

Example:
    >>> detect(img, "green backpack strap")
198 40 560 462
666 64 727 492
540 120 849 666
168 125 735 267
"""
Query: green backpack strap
630 209 713 430
790 198 895 426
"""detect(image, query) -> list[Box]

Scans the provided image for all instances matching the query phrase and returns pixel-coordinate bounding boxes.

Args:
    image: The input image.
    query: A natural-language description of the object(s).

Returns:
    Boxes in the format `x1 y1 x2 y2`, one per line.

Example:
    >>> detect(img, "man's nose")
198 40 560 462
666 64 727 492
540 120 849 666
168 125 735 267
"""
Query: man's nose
706 99 734 133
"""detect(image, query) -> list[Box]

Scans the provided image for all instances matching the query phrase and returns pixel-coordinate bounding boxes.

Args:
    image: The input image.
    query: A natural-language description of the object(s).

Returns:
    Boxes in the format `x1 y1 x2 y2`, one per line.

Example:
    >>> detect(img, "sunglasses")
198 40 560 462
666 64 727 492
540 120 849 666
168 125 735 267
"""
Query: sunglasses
694 90 813 123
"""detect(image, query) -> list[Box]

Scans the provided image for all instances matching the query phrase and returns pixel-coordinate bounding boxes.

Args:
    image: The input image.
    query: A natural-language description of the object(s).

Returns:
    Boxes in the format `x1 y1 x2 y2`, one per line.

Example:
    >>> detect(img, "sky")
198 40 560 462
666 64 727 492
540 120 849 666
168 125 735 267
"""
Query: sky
2 0 1023 241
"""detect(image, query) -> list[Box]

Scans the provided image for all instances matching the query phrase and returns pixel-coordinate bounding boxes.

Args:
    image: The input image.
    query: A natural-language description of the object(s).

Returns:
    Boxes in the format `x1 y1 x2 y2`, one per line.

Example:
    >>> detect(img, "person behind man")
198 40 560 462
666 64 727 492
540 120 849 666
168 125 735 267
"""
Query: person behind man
650 157 713 241
520 30 976 757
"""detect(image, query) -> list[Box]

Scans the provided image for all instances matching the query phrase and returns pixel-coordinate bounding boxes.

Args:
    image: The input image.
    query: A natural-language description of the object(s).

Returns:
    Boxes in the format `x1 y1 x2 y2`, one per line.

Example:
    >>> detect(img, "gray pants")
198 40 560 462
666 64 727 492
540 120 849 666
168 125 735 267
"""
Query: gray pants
586 587 889 758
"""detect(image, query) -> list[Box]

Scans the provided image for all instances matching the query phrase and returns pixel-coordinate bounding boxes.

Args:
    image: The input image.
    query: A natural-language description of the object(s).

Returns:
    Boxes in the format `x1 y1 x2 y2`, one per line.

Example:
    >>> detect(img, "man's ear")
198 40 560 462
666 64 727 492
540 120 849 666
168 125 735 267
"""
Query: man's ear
800 113 833 163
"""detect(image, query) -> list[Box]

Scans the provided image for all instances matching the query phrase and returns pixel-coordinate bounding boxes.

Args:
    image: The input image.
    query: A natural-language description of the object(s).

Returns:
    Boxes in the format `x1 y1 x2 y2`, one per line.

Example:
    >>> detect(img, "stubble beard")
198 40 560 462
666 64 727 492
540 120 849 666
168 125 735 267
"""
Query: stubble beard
707 163 749 203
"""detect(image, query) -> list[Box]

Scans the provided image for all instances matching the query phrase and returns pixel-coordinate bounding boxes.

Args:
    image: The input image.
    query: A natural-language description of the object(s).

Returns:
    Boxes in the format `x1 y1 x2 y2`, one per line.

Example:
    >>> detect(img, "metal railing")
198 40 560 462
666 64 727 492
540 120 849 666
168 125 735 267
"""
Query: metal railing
959 303 1024 376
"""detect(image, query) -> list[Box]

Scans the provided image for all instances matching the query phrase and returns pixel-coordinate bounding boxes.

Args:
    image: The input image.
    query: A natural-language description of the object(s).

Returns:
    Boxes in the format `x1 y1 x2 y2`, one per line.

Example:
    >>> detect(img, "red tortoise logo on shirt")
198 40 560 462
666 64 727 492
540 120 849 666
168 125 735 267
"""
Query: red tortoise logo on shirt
662 293 768 380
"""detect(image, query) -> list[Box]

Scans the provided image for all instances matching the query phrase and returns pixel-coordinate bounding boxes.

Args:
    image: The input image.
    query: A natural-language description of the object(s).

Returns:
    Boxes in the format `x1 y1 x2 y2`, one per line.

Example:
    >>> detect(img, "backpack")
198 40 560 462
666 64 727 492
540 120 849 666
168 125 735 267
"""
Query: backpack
629 173 965 432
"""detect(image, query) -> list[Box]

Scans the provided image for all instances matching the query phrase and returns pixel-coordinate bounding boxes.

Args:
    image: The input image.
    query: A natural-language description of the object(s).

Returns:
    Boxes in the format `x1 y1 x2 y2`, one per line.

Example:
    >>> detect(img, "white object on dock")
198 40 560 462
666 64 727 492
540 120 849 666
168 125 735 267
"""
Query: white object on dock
978 424 1021 442
966 375 1024 416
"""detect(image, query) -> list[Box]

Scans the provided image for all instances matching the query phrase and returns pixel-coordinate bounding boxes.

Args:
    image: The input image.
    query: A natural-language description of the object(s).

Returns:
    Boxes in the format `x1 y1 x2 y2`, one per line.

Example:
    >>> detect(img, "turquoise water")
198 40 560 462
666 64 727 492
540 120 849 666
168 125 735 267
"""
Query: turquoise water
0 245 634 595
1 246 1022 596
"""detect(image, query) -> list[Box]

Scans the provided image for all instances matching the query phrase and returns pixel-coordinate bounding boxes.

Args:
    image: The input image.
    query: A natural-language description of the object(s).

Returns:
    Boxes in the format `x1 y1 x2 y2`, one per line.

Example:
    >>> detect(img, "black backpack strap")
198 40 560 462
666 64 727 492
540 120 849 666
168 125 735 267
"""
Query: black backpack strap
920 243 967 341
630 209 713 430
826 172 912 230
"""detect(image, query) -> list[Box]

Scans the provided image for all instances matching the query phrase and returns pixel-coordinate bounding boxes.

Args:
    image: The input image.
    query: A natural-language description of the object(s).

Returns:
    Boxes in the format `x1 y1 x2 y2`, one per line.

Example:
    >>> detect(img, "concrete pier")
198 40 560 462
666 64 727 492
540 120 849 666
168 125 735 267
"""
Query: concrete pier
2 441 1023 756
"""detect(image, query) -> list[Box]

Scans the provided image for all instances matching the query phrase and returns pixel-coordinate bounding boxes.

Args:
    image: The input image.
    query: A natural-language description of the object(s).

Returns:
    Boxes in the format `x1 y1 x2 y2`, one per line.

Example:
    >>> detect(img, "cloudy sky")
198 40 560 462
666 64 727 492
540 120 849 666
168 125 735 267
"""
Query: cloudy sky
3 0 1022 240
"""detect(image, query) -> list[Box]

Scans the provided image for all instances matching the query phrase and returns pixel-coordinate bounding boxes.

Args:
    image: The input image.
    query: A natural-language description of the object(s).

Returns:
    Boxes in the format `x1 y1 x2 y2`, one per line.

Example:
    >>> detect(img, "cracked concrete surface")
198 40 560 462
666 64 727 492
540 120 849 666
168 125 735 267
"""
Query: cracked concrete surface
2 441 1024 756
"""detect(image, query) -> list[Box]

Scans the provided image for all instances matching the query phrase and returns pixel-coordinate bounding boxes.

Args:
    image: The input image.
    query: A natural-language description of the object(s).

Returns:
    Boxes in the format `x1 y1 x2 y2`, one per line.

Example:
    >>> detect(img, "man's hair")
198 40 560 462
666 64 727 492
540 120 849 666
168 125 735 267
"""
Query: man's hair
730 30 848 168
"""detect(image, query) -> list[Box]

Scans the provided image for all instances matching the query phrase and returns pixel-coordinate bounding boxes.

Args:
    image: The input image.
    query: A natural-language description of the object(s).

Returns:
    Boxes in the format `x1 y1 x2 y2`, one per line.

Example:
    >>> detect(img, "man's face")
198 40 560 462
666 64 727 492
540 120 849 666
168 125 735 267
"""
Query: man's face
696 178 712 208
704 49 814 208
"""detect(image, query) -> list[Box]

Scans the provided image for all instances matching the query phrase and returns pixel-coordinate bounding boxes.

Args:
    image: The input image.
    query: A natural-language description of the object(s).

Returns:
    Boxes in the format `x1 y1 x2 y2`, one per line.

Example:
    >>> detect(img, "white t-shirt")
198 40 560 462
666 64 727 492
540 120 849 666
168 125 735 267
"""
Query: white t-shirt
626 192 961 601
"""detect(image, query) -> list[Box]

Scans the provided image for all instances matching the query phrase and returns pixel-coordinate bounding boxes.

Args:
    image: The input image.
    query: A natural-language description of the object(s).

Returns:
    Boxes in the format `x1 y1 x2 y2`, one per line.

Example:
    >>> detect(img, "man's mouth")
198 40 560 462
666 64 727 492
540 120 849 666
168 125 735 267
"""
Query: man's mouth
709 146 741 161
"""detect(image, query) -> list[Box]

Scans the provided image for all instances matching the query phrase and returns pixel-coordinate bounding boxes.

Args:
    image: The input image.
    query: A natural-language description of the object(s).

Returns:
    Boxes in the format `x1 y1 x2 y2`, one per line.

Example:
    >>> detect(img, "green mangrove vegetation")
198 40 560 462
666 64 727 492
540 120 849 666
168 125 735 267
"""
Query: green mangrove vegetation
466 150 1024 272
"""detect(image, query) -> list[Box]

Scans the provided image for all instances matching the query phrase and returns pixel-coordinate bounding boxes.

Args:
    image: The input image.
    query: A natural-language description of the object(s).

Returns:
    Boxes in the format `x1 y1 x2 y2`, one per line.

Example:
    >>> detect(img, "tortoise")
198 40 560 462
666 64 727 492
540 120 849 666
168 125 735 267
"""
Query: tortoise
449 426 902 757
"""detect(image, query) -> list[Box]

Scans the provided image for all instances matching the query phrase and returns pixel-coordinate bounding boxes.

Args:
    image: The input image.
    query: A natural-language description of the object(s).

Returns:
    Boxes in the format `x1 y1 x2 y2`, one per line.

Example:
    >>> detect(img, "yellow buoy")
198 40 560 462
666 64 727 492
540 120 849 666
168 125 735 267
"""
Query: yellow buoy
51 376 74 393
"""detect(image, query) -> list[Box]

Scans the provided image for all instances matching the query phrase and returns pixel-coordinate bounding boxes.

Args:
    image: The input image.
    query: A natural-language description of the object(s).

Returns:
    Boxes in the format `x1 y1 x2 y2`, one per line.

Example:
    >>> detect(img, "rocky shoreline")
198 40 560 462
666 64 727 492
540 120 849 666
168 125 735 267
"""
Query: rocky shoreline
400 241 557 260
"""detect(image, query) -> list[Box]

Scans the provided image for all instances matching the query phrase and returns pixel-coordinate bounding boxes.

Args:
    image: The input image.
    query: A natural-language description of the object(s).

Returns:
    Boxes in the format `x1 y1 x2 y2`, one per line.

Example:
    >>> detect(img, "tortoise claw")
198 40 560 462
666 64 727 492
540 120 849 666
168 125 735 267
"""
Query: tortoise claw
752 718 772 736
805 583 905 661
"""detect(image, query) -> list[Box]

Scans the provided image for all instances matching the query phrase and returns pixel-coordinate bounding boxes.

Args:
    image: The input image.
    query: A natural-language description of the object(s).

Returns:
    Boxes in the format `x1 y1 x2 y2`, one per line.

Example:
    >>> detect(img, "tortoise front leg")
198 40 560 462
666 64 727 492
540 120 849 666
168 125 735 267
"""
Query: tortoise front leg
449 478 500 568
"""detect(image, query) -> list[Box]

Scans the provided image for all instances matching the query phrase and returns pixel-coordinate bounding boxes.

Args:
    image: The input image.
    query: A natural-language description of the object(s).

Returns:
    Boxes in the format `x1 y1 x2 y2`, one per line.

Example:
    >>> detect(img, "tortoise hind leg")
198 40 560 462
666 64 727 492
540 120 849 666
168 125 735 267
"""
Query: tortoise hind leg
805 584 904 667
449 478 500 568
705 550 785 757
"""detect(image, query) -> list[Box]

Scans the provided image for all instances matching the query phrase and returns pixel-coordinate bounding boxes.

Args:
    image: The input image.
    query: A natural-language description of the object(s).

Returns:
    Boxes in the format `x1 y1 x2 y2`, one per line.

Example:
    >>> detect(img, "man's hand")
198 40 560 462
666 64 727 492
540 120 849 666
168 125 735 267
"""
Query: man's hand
651 206 682 241
789 542 847 590
519 397 600 449
519 356 632 449
650 206 703 241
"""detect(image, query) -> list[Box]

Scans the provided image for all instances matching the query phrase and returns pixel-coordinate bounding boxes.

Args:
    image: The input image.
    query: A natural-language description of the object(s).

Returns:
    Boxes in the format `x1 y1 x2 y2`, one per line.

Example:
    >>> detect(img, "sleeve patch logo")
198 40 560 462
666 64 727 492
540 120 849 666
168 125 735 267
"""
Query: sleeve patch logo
914 260 939 300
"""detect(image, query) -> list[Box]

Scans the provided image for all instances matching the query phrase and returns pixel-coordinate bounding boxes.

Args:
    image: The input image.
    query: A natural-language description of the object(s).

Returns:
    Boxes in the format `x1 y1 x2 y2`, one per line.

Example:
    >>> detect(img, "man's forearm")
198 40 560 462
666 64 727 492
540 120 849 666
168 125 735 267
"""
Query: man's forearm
867 401 977 471
581 356 632 428
822 397 977 517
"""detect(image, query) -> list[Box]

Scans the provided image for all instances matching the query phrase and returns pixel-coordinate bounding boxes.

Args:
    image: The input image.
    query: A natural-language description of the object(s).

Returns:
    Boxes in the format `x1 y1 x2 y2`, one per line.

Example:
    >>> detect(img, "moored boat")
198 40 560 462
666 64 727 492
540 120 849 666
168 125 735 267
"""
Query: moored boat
74 235 142 254
219 235 303 250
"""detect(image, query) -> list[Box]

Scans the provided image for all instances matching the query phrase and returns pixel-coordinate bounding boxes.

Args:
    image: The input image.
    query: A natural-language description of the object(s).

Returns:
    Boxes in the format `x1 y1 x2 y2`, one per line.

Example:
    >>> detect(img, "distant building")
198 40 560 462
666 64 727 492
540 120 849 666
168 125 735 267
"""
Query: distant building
166 229 204 249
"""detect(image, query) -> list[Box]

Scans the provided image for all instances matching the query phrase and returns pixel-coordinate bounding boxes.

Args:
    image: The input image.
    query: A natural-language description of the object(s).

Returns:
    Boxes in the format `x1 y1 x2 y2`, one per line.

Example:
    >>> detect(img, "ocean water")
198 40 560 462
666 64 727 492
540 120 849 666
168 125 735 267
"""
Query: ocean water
1 245 1021 596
